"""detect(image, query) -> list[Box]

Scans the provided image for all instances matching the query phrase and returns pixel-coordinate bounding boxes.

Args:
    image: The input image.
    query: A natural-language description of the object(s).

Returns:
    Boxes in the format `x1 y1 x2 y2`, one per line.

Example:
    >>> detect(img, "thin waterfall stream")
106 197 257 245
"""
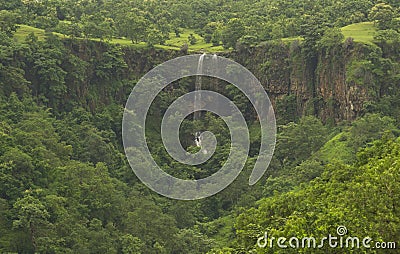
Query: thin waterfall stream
194 53 218 147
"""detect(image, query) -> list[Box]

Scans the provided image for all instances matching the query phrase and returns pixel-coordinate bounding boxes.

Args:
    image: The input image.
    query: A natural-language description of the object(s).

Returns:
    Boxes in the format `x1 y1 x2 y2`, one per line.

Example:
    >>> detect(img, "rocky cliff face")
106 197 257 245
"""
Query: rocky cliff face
64 39 380 124
231 40 373 123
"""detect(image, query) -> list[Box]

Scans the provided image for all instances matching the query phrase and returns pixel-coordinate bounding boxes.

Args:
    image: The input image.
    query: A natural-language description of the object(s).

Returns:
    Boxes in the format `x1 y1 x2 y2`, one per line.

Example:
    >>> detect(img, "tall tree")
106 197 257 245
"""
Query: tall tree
0 10 19 36
221 18 245 49
369 3 395 30
116 10 148 43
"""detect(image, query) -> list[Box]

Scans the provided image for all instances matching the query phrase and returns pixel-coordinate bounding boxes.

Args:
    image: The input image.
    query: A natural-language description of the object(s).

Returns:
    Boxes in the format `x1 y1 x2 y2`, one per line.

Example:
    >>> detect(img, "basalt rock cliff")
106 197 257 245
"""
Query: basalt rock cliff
48 39 395 123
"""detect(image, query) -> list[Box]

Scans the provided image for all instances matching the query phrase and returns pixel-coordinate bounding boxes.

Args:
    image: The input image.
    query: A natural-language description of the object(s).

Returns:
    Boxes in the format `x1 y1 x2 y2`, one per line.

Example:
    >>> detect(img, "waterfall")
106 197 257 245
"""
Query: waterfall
212 54 217 64
194 54 205 147
194 53 218 148
194 53 205 121
212 54 218 93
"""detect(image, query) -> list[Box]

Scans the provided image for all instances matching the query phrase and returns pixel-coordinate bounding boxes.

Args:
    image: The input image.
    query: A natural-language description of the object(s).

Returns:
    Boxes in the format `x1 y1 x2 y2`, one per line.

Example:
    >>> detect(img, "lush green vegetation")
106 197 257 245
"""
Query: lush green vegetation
3 0 400 51
1 0 400 253
14 25 225 52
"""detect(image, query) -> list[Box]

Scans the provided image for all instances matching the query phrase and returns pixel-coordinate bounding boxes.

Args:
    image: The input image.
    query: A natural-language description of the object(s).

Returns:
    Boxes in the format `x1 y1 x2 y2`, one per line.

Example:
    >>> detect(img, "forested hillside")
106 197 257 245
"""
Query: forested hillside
0 0 399 253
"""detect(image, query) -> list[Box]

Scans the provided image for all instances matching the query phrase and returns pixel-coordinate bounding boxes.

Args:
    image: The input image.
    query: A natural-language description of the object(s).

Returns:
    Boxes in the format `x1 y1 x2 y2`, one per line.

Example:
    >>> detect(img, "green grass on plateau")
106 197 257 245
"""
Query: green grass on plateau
14 22 378 51
341 21 377 44
14 25 225 52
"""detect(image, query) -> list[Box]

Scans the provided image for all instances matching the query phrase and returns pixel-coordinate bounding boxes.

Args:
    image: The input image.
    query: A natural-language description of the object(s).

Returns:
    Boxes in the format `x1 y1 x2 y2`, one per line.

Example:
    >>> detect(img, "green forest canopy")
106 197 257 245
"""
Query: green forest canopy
1 0 400 50
0 0 399 253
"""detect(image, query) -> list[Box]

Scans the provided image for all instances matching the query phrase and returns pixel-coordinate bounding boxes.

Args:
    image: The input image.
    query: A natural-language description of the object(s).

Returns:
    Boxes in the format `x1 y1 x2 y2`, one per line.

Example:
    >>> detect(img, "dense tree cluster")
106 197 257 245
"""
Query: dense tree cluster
0 0 400 253
234 134 400 253
1 0 399 48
